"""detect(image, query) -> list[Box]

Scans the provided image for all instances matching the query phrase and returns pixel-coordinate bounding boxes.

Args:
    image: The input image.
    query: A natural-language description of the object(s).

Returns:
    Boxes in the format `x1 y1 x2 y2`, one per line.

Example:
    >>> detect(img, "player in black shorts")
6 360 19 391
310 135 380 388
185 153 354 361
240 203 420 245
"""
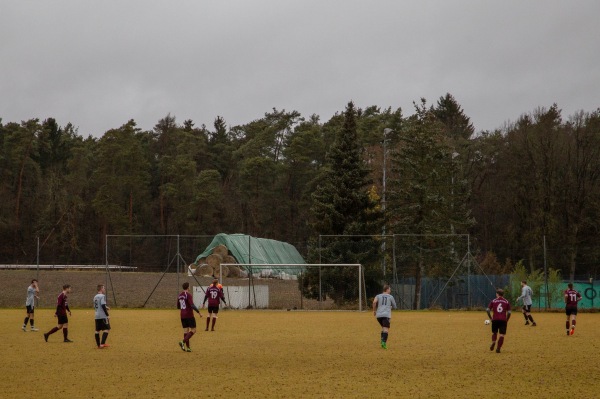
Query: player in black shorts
94 284 111 348
23 279 40 332
44 284 73 343
564 283 582 336
178 282 201 352
486 288 511 353
203 279 227 331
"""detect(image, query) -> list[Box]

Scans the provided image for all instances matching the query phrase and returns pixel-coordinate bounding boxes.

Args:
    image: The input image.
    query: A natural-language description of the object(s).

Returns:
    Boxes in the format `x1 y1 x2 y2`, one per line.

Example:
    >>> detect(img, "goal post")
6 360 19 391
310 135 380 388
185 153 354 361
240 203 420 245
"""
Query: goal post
213 263 363 311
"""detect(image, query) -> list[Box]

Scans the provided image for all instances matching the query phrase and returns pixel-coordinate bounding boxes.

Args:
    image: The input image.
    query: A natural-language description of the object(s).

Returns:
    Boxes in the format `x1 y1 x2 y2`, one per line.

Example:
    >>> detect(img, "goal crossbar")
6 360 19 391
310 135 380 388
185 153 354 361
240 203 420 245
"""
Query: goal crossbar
221 263 361 267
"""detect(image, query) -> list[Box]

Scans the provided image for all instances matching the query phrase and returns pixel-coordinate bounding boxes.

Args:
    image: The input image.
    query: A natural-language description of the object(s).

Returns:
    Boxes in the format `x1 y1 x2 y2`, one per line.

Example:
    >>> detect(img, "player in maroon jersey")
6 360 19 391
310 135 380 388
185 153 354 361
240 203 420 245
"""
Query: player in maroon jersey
202 278 227 331
564 283 582 336
177 282 201 352
44 284 73 343
486 288 511 353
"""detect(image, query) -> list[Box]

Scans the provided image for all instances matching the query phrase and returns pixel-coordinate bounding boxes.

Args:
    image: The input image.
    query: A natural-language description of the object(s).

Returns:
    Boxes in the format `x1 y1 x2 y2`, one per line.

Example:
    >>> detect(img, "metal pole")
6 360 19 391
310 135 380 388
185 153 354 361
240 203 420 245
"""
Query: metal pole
177 235 180 292
318 235 322 264
319 266 322 309
467 234 471 308
591 277 594 309
105 235 117 306
392 234 397 285
382 128 392 277
318 234 322 309
359 264 362 311
543 235 549 309
105 236 108 292
300 272 304 310
36 236 40 281
248 236 252 308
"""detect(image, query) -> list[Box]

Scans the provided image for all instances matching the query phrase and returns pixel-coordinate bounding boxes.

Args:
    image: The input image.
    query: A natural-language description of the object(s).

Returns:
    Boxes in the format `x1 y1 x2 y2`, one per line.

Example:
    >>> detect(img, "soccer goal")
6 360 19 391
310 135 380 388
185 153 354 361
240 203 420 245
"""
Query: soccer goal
216 263 363 311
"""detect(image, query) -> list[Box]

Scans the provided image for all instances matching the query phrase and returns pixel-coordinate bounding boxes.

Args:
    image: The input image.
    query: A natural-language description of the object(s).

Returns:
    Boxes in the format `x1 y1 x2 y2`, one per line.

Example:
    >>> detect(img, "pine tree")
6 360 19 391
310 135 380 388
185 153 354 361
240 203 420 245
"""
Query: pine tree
388 99 473 309
304 102 382 305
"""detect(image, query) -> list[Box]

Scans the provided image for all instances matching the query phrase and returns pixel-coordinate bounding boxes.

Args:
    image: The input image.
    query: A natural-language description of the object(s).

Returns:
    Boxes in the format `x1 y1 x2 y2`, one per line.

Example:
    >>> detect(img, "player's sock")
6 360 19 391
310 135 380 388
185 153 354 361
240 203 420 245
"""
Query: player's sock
63 328 68 340
523 313 528 321
48 326 59 335
380 332 384 342
528 315 534 323
489 333 497 350
101 332 109 345
566 320 570 331
206 318 210 330
184 332 194 347
95 332 101 347
497 336 504 349
382 332 388 343
24 317 29 326
572 320 576 328
211 318 216 330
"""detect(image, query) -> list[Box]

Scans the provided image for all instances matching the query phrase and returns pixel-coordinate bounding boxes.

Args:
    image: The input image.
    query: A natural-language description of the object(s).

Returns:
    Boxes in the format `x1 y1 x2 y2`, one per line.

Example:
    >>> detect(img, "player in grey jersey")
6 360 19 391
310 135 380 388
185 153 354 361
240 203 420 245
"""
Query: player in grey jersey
93 284 111 348
373 285 397 349
23 279 40 331
515 281 536 326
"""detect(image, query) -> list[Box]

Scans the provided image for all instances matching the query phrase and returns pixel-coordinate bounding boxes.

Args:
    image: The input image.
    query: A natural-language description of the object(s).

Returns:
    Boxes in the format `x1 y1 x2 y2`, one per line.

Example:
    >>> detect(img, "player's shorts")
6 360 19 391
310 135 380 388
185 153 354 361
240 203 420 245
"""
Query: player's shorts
491 320 507 335
566 306 578 316
57 314 69 325
95 318 111 332
181 317 196 329
522 305 531 313
377 317 391 328
26 305 34 314
207 306 219 315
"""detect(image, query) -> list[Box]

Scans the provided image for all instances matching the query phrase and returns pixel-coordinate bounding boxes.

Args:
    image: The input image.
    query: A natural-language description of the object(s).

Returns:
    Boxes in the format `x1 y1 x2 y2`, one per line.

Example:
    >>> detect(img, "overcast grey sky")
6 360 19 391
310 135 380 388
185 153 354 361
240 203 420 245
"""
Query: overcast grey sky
2 1 599 137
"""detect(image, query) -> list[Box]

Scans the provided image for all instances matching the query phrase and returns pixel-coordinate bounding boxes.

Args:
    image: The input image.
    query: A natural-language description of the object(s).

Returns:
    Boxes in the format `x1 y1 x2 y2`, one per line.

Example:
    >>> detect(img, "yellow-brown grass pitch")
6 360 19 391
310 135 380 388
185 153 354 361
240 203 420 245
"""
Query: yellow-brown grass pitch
1 309 599 398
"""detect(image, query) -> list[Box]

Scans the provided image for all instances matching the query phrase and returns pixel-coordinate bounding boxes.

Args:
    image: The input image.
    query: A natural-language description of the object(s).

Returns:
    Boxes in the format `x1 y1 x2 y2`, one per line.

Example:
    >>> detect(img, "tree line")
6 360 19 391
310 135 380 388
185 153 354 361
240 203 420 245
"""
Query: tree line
2 94 600 285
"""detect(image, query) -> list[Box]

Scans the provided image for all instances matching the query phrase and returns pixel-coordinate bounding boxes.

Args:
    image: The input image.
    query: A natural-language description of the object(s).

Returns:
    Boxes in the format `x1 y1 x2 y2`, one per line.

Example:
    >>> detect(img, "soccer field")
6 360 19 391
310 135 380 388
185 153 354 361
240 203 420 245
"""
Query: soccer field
1 309 599 398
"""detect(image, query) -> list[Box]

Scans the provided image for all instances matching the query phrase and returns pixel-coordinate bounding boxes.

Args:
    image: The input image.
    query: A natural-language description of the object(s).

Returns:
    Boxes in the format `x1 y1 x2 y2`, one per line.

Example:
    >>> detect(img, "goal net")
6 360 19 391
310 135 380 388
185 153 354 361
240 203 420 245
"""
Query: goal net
207 263 363 311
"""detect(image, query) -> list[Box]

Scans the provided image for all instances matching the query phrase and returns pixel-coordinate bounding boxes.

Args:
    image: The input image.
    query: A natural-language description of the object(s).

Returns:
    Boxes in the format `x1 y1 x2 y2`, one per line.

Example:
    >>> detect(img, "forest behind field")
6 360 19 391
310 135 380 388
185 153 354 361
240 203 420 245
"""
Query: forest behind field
2 94 600 281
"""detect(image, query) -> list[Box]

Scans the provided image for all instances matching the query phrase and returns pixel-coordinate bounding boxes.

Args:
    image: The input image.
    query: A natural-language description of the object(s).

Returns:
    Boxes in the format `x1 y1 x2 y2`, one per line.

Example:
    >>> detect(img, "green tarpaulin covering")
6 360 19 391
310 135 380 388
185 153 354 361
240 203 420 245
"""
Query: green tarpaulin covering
195 233 305 265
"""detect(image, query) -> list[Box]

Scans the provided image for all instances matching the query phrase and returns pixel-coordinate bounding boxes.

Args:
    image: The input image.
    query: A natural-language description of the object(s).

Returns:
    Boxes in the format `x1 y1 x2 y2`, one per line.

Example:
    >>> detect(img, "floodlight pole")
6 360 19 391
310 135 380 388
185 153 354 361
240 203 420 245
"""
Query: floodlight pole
382 128 392 277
